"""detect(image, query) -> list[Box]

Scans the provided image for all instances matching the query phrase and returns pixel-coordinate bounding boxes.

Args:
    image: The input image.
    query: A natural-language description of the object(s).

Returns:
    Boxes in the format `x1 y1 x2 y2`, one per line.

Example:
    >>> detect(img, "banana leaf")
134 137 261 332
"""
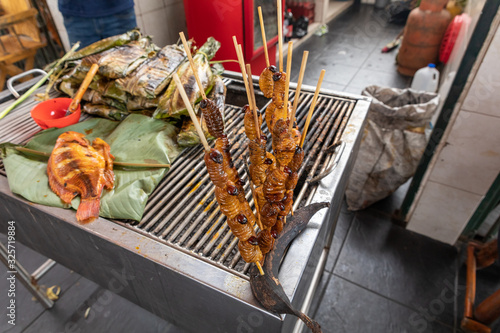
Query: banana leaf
0 115 181 221
176 75 226 147
153 37 221 119
102 80 129 104
83 104 129 120
177 113 212 147
116 44 187 98
44 29 142 71
83 38 156 79
127 95 159 110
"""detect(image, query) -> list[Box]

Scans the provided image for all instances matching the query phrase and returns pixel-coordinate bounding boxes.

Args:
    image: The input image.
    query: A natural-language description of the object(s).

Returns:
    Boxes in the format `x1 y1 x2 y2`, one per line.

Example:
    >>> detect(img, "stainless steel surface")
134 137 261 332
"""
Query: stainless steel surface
31 259 56 283
0 71 370 332
0 242 54 309
6 69 47 98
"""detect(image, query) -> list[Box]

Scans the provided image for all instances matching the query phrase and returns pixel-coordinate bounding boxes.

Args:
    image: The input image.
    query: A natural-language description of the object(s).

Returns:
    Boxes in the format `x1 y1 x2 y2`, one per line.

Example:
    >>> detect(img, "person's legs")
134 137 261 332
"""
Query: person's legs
62 15 102 48
96 8 137 40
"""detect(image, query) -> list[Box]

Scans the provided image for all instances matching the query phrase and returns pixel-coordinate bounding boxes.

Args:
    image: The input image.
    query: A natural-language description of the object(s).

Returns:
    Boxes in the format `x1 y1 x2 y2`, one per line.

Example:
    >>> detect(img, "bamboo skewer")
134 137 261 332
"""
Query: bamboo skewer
245 64 261 139
299 69 325 148
257 6 270 68
238 44 255 107
172 73 210 152
288 51 309 131
232 37 254 111
179 32 207 100
255 261 264 276
14 147 172 168
283 41 293 116
277 0 283 72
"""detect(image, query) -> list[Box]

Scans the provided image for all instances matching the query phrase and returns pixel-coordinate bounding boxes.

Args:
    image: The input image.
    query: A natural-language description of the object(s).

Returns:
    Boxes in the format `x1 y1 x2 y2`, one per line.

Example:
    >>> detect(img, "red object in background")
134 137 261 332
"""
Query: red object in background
439 14 469 64
286 1 315 23
183 0 283 75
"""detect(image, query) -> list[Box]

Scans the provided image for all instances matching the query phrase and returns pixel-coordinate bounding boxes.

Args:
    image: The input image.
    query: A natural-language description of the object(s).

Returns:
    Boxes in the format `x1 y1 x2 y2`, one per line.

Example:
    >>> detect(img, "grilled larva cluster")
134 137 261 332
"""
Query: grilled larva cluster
201 98 263 264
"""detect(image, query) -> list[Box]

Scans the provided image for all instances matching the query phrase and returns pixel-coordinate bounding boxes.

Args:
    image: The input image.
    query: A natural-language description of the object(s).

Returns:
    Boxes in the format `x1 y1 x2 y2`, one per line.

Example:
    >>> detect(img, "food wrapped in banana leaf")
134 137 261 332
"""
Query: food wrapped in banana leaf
44 29 142 72
81 38 156 79
127 95 159 110
153 37 221 119
82 90 127 111
177 114 212 147
176 75 226 147
116 44 187 98
83 104 129 121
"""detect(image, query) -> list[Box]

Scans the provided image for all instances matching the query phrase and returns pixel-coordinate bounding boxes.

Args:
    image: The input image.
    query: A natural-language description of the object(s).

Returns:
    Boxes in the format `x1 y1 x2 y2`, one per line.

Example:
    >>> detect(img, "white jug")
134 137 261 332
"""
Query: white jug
411 64 440 93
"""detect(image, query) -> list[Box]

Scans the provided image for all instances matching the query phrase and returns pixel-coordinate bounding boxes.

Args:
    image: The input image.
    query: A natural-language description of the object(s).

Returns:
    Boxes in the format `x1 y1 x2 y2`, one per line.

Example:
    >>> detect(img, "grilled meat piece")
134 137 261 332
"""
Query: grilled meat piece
47 131 114 223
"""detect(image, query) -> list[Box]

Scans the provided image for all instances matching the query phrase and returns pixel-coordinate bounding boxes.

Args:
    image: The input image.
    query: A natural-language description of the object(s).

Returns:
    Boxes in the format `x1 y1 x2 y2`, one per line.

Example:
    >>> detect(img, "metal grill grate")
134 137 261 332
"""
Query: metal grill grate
0 76 356 279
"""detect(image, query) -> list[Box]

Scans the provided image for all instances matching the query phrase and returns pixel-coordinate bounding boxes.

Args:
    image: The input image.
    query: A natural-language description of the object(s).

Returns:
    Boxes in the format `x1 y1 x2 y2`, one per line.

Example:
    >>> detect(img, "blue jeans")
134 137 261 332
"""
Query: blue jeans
63 8 137 48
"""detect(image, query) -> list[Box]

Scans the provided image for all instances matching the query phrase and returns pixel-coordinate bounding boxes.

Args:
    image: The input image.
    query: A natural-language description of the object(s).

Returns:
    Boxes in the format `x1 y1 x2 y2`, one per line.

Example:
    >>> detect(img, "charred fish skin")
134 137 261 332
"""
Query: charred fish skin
249 202 328 333
47 131 114 224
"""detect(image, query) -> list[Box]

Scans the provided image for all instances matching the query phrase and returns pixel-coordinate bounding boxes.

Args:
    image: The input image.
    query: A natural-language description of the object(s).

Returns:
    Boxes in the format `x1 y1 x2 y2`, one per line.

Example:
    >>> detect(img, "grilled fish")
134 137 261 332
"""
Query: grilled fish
47 131 114 223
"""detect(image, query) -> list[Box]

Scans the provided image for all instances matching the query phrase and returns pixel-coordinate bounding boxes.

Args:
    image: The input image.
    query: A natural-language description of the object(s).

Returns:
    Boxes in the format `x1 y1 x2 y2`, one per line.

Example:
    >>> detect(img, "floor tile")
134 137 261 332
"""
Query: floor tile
362 47 400 73
363 178 411 220
333 211 459 326
324 203 355 273
309 270 332 319
348 68 410 90
23 277 101 333
315 275 454 333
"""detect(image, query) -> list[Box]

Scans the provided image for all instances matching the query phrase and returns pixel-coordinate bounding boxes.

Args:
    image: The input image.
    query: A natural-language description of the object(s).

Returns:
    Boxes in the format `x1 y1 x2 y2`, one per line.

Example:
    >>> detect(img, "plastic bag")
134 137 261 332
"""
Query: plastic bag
345 85 439 211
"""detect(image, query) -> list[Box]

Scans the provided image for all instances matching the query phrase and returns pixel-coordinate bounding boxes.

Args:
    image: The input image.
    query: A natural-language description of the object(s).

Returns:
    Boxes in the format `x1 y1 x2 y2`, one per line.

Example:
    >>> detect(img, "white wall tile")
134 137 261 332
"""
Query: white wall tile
428 110 500 195
163 0 183 6
407 181 482 245
165 1 187 44
141 9 171 47
462 26 500 117
135 0 164 15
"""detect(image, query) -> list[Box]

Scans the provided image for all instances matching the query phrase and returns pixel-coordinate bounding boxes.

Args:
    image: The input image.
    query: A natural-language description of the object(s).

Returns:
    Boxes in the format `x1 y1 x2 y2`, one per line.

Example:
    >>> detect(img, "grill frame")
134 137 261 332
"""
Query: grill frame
0 71 370 332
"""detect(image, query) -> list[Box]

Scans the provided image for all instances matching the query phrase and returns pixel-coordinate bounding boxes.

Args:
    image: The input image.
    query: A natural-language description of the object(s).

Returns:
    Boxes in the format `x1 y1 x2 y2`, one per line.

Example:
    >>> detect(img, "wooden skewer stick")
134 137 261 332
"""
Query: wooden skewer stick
239 44 255 112
14 147 172 168
179 32 207 100
283 41 293 117
232 37 254 111
277 0 283 72
245 64 261 139
299 69 325 148
257 6 270 68
288 51 309 131
173 73 210 152
255 261 265 276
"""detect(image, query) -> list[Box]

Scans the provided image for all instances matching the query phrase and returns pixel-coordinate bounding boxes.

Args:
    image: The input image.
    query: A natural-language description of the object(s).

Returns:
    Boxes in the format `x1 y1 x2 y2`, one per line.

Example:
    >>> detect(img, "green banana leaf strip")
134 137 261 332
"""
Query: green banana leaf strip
0 115 181 221
153 37 221 119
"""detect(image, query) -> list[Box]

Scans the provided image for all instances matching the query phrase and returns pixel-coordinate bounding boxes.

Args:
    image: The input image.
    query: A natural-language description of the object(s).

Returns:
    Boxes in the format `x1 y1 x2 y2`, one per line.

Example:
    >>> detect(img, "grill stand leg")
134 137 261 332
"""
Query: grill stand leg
0 242 54 309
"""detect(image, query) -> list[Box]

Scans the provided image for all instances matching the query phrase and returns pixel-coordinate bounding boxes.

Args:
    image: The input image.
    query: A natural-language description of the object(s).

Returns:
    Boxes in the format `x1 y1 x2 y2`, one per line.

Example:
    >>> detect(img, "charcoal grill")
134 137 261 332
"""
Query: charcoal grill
0 71 370 333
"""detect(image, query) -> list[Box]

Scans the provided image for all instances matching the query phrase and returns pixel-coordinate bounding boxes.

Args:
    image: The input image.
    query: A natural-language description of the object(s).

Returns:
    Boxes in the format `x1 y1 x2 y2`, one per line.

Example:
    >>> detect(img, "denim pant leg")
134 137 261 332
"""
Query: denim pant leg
96 8 137 41
63 16 101 48
63 8 137 48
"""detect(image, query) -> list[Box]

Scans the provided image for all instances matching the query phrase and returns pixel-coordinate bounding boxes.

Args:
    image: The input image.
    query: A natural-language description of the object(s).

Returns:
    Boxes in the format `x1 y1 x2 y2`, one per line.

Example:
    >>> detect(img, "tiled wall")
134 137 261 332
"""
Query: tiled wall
47 0 187 51
407 18 500 245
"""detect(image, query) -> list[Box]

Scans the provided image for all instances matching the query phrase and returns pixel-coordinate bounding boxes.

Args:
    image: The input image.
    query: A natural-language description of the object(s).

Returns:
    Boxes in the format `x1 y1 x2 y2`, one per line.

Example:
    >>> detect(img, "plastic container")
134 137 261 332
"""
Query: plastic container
31 98 81 129
411 64 440 93
397 0 451 76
